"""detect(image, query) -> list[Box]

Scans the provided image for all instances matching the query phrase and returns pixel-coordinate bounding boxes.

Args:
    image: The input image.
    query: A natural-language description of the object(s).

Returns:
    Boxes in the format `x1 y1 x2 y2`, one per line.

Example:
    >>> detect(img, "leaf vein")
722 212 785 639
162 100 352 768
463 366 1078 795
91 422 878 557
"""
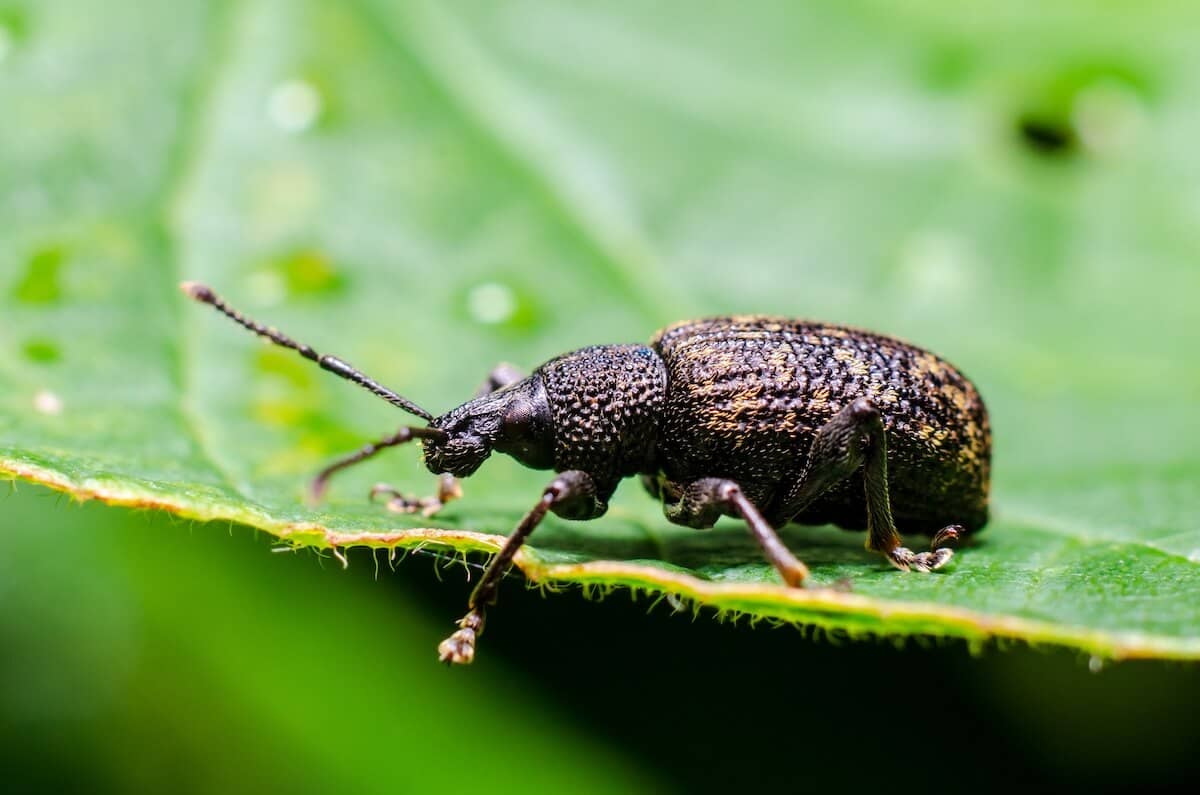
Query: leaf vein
355 0 683 323
159 0 253 498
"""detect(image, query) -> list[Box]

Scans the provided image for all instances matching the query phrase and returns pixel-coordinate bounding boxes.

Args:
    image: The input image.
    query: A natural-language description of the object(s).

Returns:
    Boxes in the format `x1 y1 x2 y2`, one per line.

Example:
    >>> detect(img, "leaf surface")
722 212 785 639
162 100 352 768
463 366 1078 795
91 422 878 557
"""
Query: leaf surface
2 0 1199 659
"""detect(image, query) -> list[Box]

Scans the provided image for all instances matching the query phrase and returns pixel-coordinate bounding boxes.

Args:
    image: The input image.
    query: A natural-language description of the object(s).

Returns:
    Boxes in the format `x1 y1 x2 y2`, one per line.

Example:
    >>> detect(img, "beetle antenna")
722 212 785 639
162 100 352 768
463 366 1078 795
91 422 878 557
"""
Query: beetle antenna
181 281 436 422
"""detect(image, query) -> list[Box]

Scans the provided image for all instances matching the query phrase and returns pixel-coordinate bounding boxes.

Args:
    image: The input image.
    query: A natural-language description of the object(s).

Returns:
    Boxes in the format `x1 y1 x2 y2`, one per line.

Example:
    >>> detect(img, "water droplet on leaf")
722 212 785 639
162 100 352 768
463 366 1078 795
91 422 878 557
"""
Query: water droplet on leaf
1073 81 1145 156
898 231 974 299
267 79 323 133
467 282 517 325
33 390 63 415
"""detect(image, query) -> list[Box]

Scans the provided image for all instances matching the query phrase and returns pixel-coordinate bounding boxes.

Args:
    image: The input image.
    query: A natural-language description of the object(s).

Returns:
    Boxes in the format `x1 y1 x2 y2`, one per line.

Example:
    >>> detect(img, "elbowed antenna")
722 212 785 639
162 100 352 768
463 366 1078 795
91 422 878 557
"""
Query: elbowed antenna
180 281 439 423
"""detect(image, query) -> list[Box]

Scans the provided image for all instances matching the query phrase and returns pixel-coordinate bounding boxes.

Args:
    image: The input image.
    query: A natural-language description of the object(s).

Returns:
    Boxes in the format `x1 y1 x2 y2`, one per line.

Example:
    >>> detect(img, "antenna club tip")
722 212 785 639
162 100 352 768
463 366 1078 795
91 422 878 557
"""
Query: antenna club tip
179 281 215 303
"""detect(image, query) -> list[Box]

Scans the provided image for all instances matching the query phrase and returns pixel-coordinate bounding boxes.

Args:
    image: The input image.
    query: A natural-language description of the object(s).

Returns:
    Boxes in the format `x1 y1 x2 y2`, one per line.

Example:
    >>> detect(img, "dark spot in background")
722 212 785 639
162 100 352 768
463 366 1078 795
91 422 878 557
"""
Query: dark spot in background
1017 114 1076 156
1012 60 1153 159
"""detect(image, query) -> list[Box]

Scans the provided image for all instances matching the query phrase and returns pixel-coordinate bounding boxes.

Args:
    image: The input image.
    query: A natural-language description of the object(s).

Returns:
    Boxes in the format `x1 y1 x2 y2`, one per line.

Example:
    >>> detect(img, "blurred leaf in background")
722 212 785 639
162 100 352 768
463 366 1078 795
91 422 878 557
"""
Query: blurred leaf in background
2 0 1200 790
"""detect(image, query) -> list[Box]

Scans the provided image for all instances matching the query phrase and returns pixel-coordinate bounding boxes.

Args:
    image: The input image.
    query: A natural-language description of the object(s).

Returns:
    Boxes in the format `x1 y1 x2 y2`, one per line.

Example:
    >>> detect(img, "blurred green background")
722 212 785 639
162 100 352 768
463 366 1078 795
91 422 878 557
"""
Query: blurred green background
4 0 1200 791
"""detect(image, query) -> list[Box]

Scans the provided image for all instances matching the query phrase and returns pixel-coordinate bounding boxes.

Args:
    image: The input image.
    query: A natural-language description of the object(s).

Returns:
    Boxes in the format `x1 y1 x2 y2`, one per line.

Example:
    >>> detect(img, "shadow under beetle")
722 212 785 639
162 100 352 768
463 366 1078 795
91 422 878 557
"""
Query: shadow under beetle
182 282 991 664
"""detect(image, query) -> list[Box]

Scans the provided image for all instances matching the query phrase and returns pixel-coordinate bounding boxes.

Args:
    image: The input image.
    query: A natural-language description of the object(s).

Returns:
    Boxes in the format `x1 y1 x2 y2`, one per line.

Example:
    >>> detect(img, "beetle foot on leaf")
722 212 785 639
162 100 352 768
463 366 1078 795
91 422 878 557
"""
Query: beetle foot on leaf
438 609 484 665
886 523 962 572
888 546 954 573
370 474 462 518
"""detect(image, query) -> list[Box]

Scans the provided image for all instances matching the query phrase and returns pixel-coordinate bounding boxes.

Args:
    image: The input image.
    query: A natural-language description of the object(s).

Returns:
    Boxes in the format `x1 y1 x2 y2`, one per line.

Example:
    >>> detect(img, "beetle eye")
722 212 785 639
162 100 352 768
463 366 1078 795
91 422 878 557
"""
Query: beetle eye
502 398 532 437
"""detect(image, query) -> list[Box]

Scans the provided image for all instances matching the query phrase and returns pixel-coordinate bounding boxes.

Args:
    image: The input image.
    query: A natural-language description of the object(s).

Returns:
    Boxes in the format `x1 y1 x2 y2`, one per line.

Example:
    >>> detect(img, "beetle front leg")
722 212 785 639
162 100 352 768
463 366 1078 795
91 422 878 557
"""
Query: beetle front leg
369 474 462 517
438 469 605 665
663 478 808 587
309 425 448 504
781 399 959 573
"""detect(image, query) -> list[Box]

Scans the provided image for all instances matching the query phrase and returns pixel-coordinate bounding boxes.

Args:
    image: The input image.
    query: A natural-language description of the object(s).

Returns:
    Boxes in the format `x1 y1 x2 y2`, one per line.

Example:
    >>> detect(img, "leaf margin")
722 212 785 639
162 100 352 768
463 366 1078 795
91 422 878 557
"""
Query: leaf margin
7 454 1198 663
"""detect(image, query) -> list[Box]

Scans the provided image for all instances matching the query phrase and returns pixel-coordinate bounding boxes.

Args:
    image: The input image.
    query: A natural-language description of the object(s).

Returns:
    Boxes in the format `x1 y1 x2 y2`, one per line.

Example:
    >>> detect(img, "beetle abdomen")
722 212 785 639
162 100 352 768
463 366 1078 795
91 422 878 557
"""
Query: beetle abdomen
650 317 990 533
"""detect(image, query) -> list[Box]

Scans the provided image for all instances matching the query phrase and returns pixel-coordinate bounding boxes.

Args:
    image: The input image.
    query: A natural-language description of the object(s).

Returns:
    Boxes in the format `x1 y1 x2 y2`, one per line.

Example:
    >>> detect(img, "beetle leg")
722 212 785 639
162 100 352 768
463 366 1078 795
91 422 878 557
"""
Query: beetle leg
662 478 808 587
438 469 606 664
369 474 462 517
474 362 524 397
308 425 447 503
780 398 957 573
640 473 684 503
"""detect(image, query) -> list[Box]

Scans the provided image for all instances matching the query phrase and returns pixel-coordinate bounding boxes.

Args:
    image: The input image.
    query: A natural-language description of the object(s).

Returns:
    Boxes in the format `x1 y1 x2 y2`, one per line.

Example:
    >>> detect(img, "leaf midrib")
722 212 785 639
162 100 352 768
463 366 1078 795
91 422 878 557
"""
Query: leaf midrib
162 0 252 499
357 0 685 323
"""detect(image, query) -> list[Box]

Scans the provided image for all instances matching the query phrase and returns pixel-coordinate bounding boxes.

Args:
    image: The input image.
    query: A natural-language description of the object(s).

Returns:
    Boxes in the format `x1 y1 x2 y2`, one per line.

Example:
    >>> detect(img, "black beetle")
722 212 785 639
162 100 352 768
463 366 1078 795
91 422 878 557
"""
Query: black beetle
183 283 991 664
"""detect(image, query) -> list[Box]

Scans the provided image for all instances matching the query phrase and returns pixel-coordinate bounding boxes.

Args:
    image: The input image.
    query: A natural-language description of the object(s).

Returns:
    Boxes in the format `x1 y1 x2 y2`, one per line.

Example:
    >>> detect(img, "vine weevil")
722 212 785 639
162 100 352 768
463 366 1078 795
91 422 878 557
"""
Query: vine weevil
182 283 991 664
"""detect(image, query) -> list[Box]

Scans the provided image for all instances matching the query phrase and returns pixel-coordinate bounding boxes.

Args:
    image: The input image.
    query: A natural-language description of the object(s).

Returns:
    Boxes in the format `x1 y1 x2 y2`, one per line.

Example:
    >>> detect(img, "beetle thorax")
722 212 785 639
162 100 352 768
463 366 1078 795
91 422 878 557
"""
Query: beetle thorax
536 344 667 482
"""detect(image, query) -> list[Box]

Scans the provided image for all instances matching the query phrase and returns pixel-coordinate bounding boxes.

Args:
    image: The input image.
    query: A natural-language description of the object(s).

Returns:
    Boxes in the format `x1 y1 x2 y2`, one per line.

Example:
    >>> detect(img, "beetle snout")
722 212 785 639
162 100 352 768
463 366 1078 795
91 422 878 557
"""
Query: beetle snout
422 432 490 478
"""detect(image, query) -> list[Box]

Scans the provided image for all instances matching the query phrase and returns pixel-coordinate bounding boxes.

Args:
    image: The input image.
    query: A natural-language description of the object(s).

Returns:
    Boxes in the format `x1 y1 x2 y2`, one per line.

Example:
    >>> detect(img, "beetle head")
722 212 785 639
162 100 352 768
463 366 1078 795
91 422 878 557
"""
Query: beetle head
423 376 554 477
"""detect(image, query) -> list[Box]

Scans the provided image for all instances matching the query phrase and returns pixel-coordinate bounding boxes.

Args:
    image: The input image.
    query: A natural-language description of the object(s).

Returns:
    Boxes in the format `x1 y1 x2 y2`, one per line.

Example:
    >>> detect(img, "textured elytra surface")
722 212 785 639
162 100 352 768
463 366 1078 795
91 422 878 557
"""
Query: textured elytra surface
2 0 1200 660
651 317 989 533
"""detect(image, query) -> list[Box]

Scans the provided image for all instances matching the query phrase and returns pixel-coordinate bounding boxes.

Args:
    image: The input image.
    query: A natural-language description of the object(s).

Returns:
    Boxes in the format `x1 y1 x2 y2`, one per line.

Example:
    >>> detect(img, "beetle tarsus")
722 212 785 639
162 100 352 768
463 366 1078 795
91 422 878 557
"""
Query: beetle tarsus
438 609 484 665
370 474 462 517
882 523 961 572
888 546 954 573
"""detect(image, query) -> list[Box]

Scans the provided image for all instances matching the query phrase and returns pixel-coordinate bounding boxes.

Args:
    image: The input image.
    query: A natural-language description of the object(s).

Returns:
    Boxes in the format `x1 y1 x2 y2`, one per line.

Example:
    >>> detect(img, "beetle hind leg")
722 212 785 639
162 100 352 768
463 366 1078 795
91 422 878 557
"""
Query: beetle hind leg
779 398 961 574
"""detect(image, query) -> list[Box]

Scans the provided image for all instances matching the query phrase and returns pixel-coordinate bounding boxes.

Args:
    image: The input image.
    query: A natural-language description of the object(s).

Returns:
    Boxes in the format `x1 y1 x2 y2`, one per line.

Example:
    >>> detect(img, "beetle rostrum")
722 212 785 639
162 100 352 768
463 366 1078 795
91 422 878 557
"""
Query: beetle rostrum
182 283 991 665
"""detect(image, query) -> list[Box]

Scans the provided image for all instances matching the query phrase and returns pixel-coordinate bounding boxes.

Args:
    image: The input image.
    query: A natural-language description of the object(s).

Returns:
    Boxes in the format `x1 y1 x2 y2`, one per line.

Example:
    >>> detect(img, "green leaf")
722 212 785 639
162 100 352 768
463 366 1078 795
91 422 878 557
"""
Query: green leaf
2 0 1198 660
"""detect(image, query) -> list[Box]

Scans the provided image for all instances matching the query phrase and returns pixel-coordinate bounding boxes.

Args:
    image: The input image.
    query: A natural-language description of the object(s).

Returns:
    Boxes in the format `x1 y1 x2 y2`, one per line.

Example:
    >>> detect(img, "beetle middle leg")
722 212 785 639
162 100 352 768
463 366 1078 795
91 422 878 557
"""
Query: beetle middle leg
438 469 606 664
778 398 959 573
660 477 809 587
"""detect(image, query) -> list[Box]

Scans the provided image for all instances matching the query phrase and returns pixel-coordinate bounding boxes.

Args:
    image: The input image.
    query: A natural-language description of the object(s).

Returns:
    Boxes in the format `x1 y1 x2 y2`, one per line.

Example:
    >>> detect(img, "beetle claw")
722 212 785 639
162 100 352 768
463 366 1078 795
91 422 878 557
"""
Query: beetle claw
931 524 964 550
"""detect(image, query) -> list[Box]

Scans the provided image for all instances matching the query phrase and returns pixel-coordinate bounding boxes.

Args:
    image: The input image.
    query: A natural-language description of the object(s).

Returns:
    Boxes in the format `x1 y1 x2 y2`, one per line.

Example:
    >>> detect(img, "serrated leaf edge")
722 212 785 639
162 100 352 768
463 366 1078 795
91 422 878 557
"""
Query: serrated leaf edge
5 456 1198 663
